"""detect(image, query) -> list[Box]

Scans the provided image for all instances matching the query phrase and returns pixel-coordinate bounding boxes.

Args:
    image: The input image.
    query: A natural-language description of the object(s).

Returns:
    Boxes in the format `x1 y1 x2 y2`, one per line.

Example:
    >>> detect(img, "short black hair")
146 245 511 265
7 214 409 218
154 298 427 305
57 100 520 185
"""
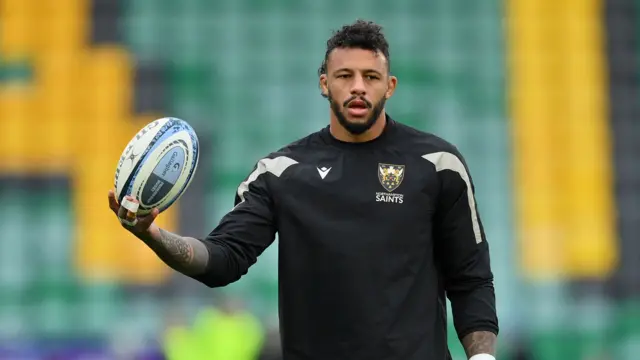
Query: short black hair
318 19 390 77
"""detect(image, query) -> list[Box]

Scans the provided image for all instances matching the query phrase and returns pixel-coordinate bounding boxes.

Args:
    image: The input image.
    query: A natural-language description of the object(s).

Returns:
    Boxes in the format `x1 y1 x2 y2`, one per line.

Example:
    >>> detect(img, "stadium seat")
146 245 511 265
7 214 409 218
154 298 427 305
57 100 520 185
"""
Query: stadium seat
0 0 38 58
35 0 87 56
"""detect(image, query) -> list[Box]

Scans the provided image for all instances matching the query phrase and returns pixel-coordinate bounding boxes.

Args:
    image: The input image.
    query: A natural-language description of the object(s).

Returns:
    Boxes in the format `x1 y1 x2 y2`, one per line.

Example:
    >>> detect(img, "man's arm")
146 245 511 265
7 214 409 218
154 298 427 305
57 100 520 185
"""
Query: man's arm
461 331 497 359
425 150 499 359
111 192 214 277
129 156 292 287
138 226 210 276
189 156 296 287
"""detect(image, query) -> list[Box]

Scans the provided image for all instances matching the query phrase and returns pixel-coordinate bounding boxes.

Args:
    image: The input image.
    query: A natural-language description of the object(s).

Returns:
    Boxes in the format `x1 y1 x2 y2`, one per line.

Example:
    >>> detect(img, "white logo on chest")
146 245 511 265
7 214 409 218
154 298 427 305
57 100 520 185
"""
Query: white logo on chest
317 166 331 179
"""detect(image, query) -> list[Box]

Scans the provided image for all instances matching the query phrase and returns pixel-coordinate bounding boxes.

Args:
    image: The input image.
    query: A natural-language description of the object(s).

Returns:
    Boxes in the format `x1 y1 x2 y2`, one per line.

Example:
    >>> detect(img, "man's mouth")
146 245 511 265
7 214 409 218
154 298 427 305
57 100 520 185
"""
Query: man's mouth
347 99 369 117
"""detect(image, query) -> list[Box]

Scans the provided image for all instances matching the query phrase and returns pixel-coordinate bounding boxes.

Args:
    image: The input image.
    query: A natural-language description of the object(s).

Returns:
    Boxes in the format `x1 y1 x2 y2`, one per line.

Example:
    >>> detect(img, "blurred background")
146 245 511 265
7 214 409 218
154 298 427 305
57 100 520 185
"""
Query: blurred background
0 0 638 359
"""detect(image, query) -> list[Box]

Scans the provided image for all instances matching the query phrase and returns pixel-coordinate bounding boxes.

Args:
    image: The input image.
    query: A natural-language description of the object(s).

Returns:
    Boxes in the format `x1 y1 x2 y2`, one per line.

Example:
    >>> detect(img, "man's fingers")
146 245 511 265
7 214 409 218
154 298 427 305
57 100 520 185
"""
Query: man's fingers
107 190 120 214
117 201 128 219
117 196 140 225
121 196 140 214
114 196 157 230
120 217 138 227
137 208 159 229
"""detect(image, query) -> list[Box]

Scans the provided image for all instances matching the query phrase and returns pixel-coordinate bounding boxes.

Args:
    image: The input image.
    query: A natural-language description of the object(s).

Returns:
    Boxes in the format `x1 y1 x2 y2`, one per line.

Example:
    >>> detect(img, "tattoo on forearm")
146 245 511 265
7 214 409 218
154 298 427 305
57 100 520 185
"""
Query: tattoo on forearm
159 229 193 263
461 331 497 358
150 229 209 275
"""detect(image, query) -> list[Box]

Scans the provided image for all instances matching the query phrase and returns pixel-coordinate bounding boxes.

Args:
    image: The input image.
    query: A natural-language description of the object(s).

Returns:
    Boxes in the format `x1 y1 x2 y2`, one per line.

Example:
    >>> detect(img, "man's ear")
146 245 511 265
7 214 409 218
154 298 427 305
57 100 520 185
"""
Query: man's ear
319 74 328 98
385 75 398 99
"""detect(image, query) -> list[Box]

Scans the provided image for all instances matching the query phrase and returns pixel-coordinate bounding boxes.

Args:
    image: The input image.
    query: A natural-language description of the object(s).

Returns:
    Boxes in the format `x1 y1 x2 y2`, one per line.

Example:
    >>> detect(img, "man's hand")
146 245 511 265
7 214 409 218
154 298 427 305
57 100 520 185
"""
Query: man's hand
107 190 159 240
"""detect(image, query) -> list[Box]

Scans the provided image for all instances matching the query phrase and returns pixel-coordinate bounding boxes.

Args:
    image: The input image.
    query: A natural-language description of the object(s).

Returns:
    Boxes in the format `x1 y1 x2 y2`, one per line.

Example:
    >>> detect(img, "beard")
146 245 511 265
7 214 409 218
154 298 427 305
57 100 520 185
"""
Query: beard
329 91 387 135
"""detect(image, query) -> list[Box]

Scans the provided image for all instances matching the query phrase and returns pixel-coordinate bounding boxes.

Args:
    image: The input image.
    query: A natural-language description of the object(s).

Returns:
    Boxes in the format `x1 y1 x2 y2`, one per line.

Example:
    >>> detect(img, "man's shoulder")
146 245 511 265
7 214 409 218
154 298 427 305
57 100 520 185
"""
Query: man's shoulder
243 130 326 182
393 121 461 157
263 128 328 160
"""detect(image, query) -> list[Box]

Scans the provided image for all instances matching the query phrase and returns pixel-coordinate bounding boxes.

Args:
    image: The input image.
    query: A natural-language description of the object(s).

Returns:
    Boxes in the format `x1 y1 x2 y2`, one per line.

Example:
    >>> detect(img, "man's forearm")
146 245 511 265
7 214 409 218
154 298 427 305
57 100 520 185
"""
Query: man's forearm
461 331 497 358
139 226 210 276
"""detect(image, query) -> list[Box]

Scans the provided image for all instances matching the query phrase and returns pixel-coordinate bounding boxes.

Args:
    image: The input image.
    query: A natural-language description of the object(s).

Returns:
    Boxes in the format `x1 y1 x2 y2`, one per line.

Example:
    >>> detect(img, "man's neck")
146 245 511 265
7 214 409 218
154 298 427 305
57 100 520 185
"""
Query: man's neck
330 113 387 143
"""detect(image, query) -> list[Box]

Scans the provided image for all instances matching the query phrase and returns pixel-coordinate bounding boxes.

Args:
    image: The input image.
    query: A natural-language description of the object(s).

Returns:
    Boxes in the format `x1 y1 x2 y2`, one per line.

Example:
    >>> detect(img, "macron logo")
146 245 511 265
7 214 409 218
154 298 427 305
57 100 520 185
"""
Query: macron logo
317 166 331 179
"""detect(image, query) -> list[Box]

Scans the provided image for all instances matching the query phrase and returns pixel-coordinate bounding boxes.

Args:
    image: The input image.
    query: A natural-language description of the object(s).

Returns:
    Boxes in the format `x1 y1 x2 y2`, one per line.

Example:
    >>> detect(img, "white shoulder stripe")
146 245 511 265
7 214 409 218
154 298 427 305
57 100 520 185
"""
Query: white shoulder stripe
237 156 298 202
422 151 483 244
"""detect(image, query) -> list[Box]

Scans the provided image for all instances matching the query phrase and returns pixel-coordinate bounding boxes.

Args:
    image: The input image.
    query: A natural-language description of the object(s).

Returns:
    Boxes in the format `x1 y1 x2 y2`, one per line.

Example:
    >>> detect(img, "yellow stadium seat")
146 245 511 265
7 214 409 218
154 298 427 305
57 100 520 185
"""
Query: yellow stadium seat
0 0 37 58
35 0 88 55
508 0 616 280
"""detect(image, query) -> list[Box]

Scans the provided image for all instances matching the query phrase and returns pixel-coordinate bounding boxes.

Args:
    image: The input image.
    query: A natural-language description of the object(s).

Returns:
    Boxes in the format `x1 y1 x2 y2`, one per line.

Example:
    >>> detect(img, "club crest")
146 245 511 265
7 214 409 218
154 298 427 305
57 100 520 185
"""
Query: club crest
378 163 405 192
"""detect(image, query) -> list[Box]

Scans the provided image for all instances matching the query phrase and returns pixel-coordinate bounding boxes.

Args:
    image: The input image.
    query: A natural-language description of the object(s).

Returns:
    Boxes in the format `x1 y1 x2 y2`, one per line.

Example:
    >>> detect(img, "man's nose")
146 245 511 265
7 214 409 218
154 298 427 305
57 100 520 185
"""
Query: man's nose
350 74 366 95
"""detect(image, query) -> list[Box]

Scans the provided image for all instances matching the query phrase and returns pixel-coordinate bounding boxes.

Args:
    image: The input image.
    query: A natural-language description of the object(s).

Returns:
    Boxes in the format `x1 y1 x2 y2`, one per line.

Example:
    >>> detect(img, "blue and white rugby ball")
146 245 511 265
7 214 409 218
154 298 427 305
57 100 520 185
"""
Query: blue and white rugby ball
114 117 199 215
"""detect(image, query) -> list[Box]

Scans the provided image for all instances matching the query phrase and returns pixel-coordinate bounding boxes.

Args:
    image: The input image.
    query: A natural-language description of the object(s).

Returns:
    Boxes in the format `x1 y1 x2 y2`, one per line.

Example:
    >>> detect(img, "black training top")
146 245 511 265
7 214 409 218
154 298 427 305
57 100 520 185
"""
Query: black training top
193 115 499 360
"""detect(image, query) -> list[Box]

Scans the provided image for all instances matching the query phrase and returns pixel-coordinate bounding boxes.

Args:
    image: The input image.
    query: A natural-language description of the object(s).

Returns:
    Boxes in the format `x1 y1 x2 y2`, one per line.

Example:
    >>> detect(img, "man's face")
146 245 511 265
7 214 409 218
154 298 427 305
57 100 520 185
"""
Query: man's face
320 48 397 135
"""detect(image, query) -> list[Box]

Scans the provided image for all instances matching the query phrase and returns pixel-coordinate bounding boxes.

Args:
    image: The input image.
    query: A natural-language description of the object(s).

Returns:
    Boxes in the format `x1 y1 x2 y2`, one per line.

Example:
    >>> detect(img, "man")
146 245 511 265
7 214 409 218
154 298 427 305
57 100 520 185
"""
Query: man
108 19 499 360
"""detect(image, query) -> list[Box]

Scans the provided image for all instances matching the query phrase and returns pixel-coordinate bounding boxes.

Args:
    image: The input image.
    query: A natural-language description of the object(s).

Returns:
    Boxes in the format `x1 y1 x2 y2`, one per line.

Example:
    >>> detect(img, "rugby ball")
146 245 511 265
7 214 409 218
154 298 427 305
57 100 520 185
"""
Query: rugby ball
114 117 199 215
